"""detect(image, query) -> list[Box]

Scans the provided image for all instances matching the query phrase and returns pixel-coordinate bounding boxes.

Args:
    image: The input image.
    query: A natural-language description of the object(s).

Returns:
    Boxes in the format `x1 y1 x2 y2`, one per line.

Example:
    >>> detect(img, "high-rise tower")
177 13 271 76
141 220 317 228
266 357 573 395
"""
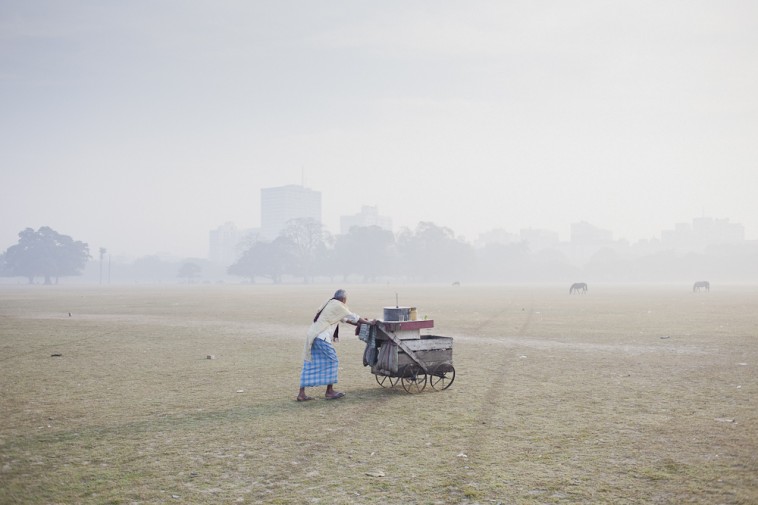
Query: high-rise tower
260 184 322 240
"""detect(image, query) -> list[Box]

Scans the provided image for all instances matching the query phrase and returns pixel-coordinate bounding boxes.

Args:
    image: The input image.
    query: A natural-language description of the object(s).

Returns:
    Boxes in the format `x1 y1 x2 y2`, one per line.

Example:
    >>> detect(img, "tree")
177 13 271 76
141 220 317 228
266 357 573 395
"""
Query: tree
332 225 396 281
0 252 7 277
476 242 530 282
281 218 330 283
228 237 296 284
397 222 475 282
2 227 90 284
178 262 202 283
130 255 176 283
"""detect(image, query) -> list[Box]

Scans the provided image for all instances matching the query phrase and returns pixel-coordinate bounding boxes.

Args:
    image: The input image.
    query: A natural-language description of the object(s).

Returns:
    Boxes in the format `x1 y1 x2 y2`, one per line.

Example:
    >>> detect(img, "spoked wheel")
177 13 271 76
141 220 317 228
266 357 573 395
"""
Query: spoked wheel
429 363 456 390
401 364 427 394
375 374 399 388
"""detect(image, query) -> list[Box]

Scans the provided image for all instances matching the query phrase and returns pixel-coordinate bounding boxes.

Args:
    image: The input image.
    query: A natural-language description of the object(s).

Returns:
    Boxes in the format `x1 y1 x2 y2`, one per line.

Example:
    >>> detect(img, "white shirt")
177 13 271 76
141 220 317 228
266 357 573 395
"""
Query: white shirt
317 312 360 343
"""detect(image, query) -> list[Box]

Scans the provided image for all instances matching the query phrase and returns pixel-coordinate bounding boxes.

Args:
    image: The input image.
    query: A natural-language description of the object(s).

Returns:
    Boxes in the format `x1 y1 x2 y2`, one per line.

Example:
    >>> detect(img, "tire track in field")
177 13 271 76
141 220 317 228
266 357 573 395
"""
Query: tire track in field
450 304 534 494
468 302 534 427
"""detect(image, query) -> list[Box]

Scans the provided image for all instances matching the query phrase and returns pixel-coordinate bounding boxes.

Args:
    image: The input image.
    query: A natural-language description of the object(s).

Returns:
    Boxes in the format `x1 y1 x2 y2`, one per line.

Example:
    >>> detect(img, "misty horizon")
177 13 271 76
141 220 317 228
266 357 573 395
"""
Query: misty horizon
2 2 757 259
1 209 751 263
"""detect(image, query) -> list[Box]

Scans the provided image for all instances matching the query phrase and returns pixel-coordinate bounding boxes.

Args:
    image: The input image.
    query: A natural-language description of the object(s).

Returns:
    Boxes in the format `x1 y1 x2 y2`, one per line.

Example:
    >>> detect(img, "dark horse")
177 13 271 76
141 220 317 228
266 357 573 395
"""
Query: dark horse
693 281 710 292
570 282 588 294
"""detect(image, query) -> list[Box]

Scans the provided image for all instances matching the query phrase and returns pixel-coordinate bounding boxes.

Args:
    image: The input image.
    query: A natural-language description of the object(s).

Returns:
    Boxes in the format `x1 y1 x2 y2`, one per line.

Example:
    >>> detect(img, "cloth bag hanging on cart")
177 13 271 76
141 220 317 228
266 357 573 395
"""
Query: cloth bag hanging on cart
358 323 378 366
375 340 398 373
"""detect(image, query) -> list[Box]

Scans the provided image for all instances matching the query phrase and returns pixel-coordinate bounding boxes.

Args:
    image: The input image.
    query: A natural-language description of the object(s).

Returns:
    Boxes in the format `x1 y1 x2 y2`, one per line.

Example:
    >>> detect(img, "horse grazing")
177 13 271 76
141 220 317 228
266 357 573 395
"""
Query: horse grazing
693 281 710 292
570 282 588 294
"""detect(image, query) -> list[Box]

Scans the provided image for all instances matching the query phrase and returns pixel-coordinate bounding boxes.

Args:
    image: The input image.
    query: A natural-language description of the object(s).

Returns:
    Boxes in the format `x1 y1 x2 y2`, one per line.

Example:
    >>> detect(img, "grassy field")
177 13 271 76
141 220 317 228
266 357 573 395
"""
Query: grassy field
0 283 756 504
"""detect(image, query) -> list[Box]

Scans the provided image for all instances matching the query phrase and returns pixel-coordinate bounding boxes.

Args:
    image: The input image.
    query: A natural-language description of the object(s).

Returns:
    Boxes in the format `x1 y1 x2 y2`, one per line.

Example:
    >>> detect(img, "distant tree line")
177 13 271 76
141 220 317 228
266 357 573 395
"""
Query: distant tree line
225 218 758 284
227 218 758 284
2 222 757 284
227 219 474 283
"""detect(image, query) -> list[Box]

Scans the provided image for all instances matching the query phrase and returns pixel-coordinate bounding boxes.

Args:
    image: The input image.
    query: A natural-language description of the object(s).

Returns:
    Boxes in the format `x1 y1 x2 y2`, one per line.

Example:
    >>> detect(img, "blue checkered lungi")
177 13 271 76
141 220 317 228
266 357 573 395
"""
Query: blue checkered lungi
300 338 339 387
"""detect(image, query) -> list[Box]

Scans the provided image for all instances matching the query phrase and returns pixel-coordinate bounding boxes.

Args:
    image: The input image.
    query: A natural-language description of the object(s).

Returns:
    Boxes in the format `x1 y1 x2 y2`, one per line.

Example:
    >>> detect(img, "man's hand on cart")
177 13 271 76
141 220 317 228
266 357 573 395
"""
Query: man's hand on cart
350 317 377 326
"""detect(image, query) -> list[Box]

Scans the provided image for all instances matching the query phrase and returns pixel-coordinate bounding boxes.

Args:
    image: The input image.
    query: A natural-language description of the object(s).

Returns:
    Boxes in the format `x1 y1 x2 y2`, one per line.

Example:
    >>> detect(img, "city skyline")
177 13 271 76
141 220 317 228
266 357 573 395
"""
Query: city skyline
207 186 748 267
2 2 756 258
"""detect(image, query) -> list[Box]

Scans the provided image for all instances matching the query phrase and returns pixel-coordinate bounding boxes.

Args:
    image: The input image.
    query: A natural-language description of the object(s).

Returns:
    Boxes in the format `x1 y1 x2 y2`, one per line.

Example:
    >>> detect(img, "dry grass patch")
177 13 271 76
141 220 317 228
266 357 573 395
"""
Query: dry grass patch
1 283 756 504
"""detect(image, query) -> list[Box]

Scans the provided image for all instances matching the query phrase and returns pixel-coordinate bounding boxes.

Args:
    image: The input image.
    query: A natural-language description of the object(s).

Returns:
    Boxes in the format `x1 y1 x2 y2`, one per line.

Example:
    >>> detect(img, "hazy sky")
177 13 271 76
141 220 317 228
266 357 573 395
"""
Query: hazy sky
2 1 757 259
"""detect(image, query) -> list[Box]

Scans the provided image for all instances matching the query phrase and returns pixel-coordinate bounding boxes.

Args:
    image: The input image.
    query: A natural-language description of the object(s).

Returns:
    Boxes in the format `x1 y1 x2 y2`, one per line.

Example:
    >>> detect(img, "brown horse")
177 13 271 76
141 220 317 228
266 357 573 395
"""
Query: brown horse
693 281 710 292
570 282 588 294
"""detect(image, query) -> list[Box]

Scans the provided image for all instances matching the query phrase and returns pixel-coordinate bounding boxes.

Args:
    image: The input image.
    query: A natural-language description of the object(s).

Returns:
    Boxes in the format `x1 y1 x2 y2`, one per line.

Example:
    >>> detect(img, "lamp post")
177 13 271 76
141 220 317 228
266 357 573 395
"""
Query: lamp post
99 247 107 285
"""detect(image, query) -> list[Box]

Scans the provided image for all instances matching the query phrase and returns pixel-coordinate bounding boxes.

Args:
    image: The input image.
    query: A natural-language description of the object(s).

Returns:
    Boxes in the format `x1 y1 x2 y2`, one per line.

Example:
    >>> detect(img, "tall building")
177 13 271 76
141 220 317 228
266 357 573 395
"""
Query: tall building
340 205 393 234
260 184 322 240
208 222 259 265
474 228 519 248
209 222 241 265
661 216 744 250
520 228 559 251
571 221 613 245
692 216 744 243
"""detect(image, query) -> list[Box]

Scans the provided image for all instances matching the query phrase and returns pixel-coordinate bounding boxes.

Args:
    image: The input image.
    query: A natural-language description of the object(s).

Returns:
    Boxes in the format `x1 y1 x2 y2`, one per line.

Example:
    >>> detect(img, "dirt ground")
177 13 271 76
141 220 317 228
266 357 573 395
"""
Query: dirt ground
0 283 756 504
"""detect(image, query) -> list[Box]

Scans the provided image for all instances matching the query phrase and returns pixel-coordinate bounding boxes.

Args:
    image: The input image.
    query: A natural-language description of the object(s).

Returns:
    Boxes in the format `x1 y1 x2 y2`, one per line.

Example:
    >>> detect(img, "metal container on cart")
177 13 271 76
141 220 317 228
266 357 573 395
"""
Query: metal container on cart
361 315 455 394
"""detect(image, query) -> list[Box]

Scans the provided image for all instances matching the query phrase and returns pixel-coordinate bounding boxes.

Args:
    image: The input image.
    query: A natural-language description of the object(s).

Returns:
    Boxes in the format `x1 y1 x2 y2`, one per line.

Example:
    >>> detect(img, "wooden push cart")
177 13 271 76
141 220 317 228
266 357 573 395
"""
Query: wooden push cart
362 315 456 394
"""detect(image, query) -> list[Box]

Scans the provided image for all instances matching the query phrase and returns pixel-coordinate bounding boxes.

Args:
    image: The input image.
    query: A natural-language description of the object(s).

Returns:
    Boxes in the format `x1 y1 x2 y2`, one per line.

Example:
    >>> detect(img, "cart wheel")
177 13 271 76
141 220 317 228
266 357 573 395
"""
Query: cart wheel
401 365 427 394
429 363 456 390
375 374 395 388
